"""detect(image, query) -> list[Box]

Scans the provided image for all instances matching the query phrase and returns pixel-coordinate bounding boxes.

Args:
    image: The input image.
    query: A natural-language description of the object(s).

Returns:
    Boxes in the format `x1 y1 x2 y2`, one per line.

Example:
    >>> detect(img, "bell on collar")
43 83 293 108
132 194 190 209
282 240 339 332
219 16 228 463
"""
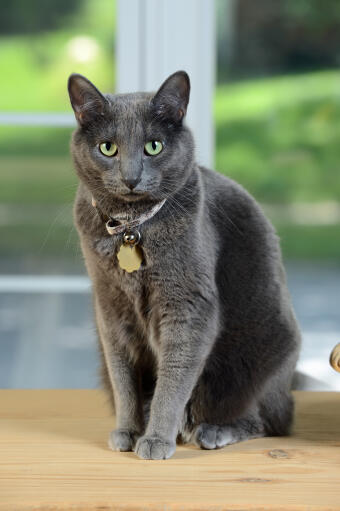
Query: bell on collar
123 230 141 246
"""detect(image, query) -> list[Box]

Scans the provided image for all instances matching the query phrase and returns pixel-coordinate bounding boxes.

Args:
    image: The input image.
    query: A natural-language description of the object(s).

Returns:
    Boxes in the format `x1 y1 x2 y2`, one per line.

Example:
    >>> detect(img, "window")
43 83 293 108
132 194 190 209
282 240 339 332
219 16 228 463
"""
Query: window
1 0 339 390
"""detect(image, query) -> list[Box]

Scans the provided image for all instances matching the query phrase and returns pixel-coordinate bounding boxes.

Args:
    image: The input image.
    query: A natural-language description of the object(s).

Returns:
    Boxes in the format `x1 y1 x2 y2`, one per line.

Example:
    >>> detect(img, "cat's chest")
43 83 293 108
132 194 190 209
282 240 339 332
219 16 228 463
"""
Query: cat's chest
102 262 162 358
89 235 162 354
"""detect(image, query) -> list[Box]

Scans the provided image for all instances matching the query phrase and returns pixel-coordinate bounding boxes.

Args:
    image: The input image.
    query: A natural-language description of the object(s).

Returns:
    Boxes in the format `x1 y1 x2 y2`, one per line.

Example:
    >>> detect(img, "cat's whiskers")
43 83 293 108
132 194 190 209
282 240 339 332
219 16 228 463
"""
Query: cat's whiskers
39 202 74 254
167 195 191 218
161 179 243 236
160 186 192 219
162 196 180 224
160 178 204 217
64 222 80 262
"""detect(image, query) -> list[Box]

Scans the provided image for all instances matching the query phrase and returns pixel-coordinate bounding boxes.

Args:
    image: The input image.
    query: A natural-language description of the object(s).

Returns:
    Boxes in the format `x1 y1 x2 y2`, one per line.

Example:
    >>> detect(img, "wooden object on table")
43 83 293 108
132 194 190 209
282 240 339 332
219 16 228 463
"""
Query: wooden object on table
330 343 340 372
0 390 340 510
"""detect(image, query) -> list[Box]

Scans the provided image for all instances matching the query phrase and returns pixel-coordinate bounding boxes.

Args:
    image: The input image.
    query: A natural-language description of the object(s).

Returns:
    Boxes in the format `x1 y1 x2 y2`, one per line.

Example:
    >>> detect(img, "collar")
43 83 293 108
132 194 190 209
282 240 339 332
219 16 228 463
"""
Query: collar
92 197 166 236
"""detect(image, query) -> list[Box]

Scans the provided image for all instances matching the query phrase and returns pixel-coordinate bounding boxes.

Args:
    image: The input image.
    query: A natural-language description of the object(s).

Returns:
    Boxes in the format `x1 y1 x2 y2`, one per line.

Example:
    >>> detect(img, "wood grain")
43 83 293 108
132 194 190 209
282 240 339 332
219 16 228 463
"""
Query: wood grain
0 390 339 510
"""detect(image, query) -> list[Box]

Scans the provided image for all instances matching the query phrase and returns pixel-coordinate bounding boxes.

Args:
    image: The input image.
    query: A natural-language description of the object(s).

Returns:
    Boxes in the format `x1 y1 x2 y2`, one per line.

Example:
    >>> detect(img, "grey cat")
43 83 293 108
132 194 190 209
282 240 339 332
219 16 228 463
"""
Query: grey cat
68 70 301 460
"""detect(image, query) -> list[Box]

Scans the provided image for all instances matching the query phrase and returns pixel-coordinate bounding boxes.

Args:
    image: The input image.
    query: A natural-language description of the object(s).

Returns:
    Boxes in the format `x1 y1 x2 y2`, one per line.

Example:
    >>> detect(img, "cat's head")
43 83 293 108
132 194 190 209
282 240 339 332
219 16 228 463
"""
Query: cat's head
68 71 195 215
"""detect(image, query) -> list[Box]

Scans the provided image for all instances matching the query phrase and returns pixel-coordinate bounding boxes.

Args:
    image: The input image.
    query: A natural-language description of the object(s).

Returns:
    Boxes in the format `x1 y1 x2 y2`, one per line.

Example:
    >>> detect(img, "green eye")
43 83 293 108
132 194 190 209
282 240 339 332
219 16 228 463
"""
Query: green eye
144 140 163 156
99 142 118 157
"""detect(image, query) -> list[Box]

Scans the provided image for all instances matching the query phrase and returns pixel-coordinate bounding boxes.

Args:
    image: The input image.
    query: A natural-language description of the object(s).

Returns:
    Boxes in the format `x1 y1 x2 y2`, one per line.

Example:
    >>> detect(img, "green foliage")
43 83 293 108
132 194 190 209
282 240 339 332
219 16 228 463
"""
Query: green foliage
0 0 115 111
0 127 76 205
0 126 72 157
283 0 340 27
2 0 338 261
215 70 340 203
277 223 340 260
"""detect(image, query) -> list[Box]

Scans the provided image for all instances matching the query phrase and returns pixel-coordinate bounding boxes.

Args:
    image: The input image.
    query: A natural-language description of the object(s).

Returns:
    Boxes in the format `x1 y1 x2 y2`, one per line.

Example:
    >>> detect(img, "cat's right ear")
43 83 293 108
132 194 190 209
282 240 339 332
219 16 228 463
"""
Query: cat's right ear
68 74 108 126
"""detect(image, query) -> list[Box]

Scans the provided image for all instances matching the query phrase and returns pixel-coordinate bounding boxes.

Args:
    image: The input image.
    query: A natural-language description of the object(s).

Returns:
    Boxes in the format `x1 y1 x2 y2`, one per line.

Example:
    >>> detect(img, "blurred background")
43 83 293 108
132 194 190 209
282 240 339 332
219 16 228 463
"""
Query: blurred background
0 0 339 389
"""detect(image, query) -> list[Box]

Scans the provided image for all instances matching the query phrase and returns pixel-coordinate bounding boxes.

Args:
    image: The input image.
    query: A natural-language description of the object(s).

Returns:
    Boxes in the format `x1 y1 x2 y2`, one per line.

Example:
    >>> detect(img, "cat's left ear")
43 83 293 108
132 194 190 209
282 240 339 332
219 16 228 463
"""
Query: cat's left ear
151 70 190 124
68 73 108 126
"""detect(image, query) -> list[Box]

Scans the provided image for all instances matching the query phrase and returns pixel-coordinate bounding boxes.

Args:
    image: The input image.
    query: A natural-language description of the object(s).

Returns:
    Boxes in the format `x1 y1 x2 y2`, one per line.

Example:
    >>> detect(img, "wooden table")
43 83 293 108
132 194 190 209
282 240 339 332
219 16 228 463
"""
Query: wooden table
0 390 339 510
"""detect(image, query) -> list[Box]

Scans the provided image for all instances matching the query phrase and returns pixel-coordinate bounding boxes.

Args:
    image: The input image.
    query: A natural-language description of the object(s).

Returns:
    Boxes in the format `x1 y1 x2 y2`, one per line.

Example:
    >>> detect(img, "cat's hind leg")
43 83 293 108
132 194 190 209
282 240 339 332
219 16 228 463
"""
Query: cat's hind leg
191 389 294 450
193 408 265 450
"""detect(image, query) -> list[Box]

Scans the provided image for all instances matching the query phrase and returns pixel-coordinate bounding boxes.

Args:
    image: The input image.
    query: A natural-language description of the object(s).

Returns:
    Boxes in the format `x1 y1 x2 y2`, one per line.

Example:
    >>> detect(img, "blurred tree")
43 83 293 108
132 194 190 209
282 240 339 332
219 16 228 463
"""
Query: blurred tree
0 0 81 34
217 0 340 82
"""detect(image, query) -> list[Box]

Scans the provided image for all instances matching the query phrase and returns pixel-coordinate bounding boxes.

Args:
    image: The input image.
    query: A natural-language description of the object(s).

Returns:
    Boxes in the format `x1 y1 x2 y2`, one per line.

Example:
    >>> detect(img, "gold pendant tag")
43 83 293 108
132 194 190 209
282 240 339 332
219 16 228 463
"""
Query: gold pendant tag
117 243 143 273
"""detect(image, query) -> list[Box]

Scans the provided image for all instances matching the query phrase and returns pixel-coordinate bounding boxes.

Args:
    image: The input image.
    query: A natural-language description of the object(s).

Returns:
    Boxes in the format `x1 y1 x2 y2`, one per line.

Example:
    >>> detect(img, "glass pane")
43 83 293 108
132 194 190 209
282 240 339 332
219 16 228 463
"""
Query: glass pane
216 0 340 390
0 123 98 388
1 0 340 392
0 0 116 388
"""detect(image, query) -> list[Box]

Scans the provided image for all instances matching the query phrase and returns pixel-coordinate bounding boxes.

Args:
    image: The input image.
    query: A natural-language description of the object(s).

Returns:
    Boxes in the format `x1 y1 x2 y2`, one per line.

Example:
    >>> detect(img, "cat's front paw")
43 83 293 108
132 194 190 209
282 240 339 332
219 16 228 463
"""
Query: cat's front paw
108 429 139 452
134 435 176 460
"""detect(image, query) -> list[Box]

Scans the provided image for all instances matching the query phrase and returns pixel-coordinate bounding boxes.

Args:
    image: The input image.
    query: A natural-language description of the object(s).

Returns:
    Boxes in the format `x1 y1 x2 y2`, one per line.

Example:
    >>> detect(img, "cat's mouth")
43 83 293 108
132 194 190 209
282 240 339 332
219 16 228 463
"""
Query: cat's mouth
117 191 149 202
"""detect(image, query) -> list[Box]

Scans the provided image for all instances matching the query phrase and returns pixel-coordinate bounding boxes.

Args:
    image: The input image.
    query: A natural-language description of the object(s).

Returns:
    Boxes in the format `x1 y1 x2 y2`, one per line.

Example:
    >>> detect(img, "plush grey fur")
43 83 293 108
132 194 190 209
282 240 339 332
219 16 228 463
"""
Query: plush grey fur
68 71 301 460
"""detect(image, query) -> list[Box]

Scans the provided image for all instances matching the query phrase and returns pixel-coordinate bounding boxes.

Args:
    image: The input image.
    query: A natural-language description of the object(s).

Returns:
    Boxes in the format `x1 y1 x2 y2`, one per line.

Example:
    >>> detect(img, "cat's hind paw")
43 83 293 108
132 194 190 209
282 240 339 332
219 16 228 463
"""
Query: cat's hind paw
134 435 176 460
194 423 235 450
108 429 139 452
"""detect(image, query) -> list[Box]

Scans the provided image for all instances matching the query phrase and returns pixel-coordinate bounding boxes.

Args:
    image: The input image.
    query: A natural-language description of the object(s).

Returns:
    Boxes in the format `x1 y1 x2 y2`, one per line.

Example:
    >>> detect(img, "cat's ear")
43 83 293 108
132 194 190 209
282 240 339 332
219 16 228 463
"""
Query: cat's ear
151 70 190 124
68 73 108 126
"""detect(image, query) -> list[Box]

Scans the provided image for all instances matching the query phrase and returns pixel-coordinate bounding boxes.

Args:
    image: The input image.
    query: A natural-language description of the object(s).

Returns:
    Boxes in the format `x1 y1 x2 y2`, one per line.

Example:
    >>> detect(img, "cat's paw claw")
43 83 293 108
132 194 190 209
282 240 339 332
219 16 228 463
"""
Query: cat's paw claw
194 423 234 450
108 429 139 452
134 435 176 460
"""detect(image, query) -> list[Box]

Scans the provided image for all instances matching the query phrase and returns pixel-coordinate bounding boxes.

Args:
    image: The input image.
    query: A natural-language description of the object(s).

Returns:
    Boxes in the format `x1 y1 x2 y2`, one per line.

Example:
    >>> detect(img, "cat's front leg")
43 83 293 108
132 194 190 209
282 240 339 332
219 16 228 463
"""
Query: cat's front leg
94 295 144 452
106 348 143 452
135 296 217 460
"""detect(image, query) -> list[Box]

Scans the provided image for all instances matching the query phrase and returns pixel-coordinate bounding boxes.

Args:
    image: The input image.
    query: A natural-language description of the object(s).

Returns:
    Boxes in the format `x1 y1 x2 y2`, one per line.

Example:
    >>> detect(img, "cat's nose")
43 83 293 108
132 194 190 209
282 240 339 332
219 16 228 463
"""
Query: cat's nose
123 176 141 190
